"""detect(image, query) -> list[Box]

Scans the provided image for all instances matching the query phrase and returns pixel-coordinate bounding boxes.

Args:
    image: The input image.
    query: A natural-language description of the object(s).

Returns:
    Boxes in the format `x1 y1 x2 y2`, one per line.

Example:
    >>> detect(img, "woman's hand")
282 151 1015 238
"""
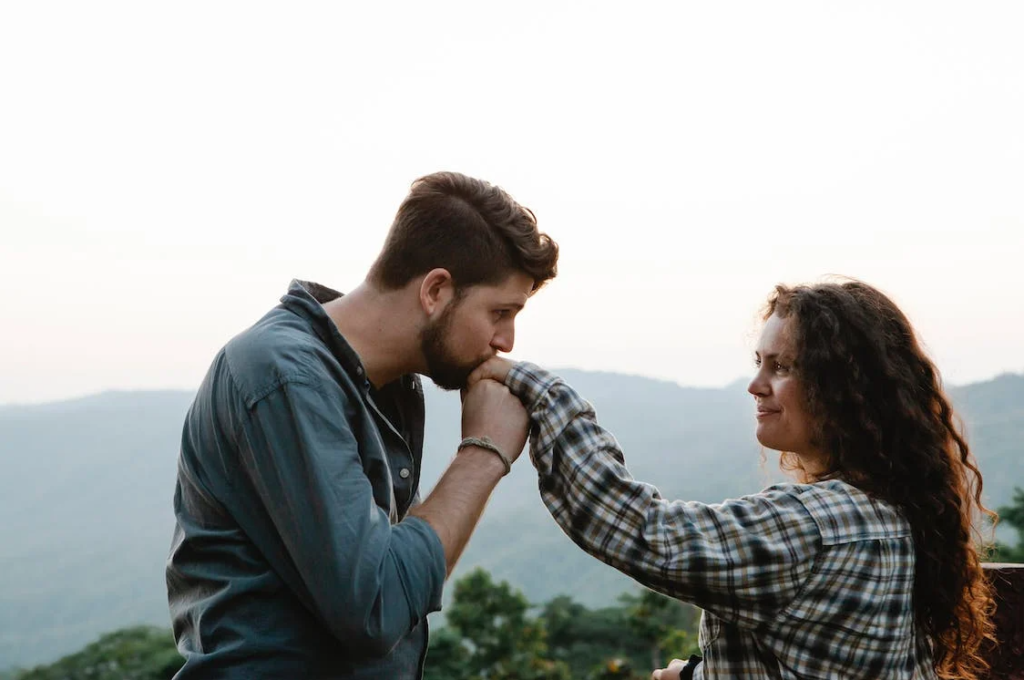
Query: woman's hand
651 658 687 680
467 356 516 388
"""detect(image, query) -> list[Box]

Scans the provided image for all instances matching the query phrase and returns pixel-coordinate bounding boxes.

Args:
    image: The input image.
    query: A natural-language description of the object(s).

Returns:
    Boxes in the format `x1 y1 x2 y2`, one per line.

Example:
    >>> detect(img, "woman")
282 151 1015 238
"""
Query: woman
469 280 995 679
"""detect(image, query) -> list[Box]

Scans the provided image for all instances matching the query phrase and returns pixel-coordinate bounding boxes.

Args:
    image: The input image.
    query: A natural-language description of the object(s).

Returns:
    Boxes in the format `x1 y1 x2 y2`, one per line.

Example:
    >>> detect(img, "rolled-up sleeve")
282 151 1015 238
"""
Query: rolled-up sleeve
506 362 822 629
236 378 446 656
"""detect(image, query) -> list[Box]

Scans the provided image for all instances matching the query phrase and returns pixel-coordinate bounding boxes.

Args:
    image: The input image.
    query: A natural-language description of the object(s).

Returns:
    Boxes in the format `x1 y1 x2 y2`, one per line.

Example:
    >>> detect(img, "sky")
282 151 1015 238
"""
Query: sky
1 1 1022 405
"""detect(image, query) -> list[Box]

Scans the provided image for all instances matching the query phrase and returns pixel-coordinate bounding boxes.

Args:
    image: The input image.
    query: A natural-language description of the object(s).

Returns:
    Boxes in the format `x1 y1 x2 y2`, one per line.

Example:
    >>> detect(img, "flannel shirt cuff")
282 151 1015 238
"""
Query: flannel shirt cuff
505 361 560 410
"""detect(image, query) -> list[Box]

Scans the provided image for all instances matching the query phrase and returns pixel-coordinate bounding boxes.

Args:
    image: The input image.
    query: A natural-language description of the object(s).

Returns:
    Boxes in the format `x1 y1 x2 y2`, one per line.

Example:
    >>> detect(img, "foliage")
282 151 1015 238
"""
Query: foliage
426 569 700 680
423 626 474 680
14 626 180 680
427 568 572 680
539 589 700 679
619 589 701 671
12 569 701 680
540 594 640 676
587 656 641 679
990 487 1024 563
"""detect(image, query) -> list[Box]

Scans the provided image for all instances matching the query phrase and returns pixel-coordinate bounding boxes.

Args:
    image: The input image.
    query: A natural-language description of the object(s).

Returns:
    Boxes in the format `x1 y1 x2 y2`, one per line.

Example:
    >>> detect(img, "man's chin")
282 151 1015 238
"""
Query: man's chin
429 360 494 392
426 367 476 392
428 376 464 392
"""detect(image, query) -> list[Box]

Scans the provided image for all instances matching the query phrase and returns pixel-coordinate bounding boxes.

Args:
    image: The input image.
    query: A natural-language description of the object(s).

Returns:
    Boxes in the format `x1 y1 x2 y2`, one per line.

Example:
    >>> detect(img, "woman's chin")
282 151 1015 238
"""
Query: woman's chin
754 427 777 450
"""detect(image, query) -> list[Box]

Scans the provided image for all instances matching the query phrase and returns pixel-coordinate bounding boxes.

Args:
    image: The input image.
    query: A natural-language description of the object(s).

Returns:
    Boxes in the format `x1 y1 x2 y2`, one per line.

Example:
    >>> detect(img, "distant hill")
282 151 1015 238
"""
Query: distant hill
1 371 1022 669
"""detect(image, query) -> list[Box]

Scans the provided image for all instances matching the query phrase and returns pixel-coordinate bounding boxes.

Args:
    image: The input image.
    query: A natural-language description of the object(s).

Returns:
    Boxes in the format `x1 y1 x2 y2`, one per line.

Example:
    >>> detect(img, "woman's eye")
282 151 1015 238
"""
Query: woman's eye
774 362 789 373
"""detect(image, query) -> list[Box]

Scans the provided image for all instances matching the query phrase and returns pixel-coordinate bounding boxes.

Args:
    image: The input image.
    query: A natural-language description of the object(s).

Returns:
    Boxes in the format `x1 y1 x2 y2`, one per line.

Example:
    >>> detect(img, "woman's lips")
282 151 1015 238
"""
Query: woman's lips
756 409 780 420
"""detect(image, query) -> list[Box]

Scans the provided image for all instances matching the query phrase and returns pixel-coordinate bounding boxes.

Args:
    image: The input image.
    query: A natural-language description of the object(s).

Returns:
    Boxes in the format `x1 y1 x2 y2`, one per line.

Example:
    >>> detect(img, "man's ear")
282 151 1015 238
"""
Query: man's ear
419 268 455 317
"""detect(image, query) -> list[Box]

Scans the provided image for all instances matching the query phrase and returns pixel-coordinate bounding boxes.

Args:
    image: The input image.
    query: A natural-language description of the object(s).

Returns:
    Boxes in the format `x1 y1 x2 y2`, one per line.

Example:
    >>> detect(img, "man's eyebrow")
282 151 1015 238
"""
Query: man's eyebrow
498 301 526 311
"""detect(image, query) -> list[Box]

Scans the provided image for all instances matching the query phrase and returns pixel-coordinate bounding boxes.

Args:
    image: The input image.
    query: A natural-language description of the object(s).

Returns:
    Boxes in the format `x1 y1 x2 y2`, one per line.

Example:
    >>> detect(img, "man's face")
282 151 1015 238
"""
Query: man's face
420 272 534 391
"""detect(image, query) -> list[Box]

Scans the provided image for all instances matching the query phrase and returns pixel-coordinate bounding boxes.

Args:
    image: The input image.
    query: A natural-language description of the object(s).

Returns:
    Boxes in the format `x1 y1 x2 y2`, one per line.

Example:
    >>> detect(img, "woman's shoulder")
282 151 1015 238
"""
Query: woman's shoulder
760 479 911 546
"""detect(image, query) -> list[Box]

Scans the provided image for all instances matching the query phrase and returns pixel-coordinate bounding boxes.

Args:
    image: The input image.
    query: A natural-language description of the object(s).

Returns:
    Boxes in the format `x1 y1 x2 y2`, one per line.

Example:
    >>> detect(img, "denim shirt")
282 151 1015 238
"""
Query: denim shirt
166 280 446 679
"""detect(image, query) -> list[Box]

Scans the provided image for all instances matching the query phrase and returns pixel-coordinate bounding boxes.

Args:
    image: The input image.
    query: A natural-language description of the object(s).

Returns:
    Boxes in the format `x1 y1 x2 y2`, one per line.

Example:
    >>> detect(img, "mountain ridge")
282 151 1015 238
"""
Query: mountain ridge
2 369 1021 669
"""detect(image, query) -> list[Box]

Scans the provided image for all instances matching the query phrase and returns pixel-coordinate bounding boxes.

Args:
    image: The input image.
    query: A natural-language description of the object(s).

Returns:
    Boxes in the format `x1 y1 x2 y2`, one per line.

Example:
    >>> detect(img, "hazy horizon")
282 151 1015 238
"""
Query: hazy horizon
2 2 1022 405
2 365 1021 410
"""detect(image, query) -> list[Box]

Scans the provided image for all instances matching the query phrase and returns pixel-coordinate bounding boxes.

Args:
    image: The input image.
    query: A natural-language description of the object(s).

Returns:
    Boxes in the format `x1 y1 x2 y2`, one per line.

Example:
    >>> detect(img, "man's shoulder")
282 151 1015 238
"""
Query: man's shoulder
222 308 340 406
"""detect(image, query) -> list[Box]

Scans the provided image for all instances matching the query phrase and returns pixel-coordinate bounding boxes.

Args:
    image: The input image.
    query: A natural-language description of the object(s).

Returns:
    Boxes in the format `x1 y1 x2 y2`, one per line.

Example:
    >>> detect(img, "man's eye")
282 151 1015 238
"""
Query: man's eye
494 310 509 320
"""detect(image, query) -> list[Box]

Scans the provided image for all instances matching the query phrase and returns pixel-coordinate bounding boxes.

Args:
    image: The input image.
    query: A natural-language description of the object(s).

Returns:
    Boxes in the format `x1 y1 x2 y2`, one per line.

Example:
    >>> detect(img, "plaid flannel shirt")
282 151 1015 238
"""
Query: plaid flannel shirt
506 362 938 680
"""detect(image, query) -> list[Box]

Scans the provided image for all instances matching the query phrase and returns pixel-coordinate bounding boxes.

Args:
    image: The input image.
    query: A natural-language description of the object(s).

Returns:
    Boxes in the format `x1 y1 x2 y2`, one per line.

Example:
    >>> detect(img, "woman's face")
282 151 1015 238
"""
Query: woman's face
748 313 824 469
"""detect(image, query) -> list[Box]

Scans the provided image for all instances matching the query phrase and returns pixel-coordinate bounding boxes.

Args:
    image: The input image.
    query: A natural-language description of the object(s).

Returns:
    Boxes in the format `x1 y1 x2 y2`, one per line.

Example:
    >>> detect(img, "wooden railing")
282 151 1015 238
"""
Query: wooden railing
984 563 1024 679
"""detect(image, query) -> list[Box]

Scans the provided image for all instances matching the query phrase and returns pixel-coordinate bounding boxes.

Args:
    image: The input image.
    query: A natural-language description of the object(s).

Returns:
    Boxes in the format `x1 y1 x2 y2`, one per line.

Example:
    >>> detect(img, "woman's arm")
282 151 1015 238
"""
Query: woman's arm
493 360 824 629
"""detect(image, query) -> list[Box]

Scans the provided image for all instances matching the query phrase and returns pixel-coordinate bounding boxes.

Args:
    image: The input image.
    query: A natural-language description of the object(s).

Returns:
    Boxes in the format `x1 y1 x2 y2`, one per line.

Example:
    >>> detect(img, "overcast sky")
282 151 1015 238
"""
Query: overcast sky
1 1 1022 405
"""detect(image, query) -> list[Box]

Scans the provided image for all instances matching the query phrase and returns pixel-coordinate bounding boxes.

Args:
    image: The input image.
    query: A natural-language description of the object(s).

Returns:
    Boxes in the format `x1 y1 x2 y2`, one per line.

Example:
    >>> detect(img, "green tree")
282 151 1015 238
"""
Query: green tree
430 568 571 680
540 595 639 677
15 626 181 680
991 486 1024 563
587 656 639 679
620 589 700 671
536 590 700 679
424 626 473 680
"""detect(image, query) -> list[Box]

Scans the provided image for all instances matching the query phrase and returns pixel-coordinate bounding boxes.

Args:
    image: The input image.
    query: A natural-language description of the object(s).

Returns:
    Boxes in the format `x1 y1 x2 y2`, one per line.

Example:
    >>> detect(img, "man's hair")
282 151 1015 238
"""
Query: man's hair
368 171 558 292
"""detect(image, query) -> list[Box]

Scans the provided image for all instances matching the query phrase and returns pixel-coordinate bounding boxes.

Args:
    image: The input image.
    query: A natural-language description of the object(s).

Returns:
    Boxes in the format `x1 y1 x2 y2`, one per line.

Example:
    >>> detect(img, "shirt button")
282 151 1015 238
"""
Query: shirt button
399 468 411 479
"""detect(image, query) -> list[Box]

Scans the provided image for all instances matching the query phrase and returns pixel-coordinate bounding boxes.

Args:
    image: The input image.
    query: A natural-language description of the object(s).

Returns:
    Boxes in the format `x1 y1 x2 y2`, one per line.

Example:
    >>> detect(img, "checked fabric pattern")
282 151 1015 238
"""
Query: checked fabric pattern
506 362 938 679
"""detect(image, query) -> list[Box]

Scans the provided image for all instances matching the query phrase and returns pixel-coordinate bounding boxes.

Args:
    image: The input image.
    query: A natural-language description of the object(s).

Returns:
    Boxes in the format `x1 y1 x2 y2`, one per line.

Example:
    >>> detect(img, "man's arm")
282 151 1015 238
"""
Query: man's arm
410 379 530 575
235 376 527 657
235 379 447 658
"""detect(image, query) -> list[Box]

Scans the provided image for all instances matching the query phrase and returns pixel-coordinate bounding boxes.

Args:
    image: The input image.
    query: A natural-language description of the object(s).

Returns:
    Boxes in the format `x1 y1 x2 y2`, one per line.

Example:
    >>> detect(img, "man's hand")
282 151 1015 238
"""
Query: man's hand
651 659 687 680
467 356 516 388
411 379 530 577
461 378 529 464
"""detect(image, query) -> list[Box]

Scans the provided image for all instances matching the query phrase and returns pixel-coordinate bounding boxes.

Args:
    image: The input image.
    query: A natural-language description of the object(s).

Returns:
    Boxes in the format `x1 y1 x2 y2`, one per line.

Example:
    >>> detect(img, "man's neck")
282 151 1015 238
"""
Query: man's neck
322 281 422 388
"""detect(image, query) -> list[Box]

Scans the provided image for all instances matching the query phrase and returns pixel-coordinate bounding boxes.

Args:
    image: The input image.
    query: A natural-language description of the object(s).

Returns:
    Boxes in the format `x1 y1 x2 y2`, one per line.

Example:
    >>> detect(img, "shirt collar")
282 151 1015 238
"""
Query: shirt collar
280 279 369 384
279 279 423 395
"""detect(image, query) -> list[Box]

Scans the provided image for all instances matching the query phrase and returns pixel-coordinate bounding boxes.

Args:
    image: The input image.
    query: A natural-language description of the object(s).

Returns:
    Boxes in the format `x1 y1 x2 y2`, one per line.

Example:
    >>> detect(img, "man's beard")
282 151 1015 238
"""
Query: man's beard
420 300 488 391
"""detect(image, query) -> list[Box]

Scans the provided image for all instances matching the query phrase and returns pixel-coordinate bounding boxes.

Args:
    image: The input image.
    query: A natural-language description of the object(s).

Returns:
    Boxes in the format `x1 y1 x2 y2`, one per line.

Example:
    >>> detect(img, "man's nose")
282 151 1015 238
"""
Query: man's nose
491 326 514 353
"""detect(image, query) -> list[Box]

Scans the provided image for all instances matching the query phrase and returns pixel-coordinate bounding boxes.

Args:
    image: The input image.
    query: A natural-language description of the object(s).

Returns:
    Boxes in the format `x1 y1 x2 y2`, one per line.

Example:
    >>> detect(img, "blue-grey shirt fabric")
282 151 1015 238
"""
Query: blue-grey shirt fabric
166 280 446 679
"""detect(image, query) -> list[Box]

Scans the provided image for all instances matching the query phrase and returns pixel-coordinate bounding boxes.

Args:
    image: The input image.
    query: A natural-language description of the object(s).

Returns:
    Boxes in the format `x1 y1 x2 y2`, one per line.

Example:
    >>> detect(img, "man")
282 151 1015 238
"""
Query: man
166 171 559 678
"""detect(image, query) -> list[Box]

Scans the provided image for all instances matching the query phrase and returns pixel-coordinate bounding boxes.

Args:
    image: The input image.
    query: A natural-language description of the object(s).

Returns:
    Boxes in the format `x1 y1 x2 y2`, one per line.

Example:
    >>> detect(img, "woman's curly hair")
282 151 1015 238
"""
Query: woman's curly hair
766 280 996 680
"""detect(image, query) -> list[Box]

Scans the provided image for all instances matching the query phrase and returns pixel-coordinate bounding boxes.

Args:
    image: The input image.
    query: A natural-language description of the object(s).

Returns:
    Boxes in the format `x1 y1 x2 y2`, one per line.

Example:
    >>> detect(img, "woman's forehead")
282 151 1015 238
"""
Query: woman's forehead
757 313 797 355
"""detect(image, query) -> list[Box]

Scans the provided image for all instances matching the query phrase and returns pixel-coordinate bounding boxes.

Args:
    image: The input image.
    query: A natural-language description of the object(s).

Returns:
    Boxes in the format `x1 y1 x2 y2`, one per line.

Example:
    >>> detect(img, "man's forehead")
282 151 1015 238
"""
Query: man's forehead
472 272 534 300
